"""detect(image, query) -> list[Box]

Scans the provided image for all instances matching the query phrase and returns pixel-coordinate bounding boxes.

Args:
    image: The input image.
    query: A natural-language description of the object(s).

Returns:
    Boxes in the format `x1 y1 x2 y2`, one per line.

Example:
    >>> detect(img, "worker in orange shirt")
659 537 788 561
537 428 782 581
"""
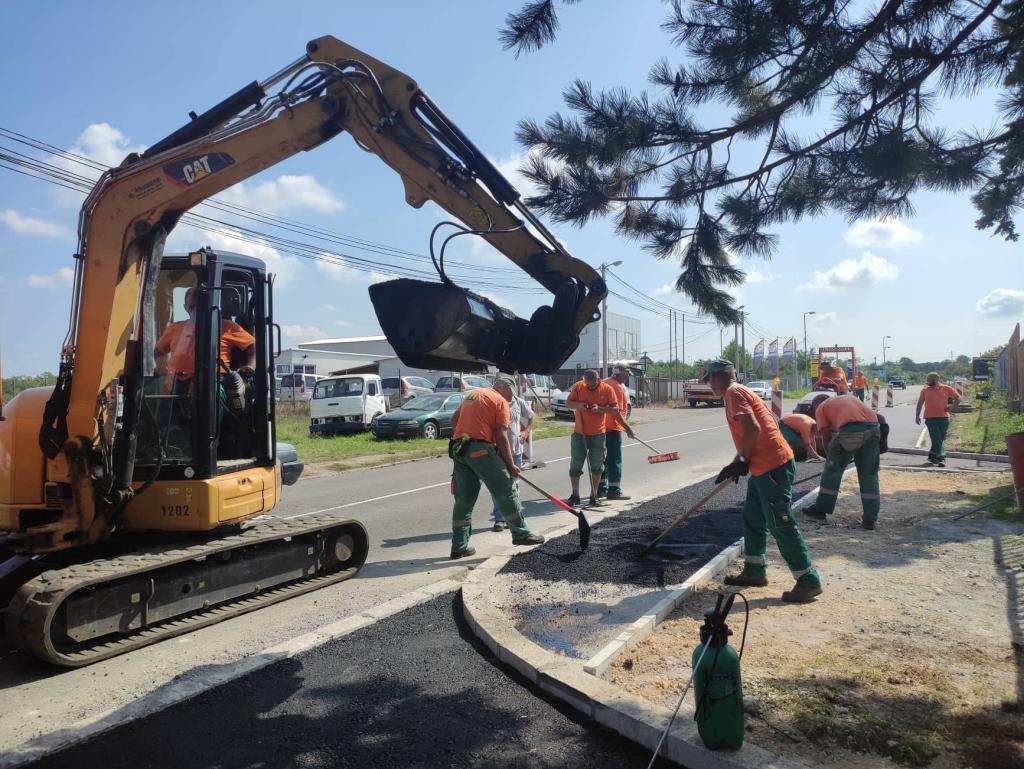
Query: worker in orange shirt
915 372 961 466
565 369 623 507
853 371 869 402
155 285 256 392
448 377 544 559
820 361 849 395
597 366 637 500
705 359 822 603
779 413 824 462
804 394 881 528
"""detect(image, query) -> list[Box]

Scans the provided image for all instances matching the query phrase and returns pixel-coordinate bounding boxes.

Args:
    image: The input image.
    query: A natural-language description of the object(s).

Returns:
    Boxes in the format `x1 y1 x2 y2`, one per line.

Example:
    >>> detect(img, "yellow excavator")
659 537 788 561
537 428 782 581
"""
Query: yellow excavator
0 36 606 666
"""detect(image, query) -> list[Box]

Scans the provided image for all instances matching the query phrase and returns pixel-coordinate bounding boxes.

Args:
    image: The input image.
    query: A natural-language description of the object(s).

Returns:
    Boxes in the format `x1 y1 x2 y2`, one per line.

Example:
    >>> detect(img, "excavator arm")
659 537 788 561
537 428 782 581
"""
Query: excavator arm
38 36 605 541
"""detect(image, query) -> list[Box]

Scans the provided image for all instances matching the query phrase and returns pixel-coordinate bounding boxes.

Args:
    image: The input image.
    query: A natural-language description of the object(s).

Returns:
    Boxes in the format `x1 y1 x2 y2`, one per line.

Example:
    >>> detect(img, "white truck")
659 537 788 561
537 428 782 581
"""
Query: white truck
309 373 389 435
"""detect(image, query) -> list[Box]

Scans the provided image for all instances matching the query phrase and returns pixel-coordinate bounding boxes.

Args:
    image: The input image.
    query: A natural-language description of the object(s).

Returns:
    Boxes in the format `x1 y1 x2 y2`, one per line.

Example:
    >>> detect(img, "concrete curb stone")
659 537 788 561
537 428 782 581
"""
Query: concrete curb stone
887 445 1010 463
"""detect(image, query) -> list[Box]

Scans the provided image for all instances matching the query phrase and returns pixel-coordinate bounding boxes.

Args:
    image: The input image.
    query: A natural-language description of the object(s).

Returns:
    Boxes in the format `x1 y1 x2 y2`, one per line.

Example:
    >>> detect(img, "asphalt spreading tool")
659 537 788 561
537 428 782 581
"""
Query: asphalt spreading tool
638 480 732 557
634 436 680 464
518 473 591 550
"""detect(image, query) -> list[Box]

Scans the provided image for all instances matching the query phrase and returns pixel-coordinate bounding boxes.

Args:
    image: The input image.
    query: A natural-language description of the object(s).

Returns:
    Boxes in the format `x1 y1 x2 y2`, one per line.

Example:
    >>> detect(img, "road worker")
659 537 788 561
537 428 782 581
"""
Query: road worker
565 369 620 507
915 372 961 466
448 376 544 559
820 360 849 394
597 366 637 500
780 412 824 461
491 393 534 531
803 394 881 529
705 359 823 603
853 371 869 402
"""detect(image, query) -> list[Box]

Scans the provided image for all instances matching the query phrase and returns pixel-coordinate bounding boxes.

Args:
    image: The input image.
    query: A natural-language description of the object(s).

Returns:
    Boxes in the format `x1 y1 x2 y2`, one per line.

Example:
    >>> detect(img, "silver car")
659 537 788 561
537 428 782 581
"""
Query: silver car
746 380 772 401
381 375 434 408
434 374 492 392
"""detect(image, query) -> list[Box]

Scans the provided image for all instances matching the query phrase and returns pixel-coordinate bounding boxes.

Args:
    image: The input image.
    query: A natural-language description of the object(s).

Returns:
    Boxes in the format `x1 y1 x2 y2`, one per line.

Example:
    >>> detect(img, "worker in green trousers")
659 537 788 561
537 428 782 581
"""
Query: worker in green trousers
803 395 881 529
448 378 544 559
916 372 961 466
706 359 822 603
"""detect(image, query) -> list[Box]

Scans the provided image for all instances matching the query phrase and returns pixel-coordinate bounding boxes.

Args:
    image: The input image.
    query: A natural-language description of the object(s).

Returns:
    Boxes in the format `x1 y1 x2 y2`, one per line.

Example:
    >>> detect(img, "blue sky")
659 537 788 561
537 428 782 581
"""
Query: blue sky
1 1 1021 375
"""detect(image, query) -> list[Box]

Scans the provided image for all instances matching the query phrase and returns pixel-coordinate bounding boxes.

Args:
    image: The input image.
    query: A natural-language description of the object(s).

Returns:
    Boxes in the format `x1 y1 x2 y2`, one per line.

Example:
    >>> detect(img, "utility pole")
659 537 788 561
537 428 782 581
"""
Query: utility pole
882 335 892 372
599 261 622 377
667 309 673 379
803 310 816 387
681 314 685 372
740 310 746 383
719 325 723 354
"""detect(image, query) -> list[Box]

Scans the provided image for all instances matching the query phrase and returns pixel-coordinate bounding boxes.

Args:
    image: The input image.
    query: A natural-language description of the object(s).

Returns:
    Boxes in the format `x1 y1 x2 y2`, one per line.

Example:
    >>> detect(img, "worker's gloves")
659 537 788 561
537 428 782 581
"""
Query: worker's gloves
715 458 750 484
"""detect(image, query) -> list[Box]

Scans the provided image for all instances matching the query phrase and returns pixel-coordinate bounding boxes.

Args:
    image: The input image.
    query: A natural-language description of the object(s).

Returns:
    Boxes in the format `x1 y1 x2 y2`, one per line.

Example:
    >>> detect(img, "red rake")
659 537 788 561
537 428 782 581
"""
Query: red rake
518 473 591 551
634 437 680 463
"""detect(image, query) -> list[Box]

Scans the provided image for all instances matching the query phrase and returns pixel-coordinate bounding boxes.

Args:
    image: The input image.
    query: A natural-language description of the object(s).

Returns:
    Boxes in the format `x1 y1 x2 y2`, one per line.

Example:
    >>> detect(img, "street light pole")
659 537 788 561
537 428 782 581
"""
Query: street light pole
803 311 816 387
882 335 892 372
599 261 623 377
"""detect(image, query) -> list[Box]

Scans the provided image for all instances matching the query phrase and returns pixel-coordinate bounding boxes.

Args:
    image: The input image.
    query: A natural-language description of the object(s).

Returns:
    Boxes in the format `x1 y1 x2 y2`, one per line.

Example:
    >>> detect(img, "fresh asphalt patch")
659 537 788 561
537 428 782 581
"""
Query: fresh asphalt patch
23 593 673 769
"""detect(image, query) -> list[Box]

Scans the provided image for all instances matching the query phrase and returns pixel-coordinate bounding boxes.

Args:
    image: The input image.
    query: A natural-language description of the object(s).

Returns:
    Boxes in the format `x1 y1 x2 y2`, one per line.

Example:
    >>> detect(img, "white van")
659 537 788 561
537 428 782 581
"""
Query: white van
280 373 325 403
518 373 563 408
309 374 388 434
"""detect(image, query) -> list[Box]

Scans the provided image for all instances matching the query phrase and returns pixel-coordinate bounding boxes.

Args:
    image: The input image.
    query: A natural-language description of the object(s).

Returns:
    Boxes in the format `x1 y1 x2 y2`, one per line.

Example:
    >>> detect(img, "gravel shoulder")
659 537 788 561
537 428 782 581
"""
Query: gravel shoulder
610 468 1024 769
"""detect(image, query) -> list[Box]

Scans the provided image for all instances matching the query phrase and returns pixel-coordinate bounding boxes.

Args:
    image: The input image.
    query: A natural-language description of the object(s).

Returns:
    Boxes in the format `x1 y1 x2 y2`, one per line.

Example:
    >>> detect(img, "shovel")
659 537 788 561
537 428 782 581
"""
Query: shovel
518 473 591 551
634 436 680 464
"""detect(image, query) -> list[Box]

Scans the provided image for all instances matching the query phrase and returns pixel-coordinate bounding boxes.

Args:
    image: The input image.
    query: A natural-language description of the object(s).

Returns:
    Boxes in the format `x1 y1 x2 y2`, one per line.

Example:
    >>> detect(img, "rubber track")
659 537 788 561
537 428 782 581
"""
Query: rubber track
6 513 368 667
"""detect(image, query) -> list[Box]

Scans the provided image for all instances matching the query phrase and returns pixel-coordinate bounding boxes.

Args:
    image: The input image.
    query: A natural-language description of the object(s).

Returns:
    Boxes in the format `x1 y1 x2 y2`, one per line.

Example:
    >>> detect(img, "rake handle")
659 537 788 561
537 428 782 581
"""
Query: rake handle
634 436 665 454
639 480 732 555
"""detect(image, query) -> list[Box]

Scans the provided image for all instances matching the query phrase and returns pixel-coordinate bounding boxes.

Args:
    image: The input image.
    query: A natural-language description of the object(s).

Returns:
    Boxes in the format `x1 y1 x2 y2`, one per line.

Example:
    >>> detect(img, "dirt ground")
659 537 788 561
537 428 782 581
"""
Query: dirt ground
610 469 1024 769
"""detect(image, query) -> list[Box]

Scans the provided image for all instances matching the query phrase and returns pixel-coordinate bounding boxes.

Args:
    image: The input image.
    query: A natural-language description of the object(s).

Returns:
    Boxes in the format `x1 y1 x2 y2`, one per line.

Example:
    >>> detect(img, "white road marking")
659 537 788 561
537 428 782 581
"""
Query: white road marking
915 425 929 448
277 425 723 520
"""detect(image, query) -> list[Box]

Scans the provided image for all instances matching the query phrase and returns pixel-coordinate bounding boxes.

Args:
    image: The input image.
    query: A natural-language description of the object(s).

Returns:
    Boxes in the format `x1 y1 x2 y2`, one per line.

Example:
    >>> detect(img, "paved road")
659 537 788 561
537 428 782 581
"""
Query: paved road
1 388 928 755
26 594 674 769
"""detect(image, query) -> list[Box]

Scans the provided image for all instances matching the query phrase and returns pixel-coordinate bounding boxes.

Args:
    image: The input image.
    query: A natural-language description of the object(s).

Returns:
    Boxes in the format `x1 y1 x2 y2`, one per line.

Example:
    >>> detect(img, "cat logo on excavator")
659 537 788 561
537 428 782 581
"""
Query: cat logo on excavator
163 152 235 187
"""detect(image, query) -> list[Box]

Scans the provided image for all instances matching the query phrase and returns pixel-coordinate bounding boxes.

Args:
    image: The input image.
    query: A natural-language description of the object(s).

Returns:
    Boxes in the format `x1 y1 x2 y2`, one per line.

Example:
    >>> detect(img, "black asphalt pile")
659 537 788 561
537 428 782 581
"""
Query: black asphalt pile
493 466 823 659
26 594 669 769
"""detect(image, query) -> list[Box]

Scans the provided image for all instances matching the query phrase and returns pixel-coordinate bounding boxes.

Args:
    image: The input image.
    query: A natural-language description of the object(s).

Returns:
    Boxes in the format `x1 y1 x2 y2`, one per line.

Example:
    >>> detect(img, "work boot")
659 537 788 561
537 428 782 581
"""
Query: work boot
587 495 605 508
512 533 545 546
596 488 608 499
781 580 823 603
565 494 582 507
802 504 827 521
936 461 946 468
724 571 769 587
450 546 477 560
492 521 508 532
606 490 631 500
861 519 876 530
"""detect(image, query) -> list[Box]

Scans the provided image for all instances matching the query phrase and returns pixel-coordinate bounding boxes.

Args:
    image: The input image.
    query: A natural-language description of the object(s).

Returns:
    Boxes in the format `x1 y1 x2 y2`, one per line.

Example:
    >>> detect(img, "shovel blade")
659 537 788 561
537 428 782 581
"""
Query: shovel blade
578 513 591 550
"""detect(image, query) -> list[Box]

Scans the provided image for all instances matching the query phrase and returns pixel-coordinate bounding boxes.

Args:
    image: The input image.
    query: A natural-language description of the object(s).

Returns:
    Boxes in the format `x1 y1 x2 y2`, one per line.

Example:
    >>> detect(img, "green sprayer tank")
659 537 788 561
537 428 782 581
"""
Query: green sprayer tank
692 593 745 749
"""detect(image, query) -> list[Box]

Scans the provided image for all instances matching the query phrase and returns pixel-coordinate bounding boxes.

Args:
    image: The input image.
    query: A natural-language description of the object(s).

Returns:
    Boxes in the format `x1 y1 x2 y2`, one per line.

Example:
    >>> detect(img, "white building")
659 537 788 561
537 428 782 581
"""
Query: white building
559 311 642 373
274 347 383 377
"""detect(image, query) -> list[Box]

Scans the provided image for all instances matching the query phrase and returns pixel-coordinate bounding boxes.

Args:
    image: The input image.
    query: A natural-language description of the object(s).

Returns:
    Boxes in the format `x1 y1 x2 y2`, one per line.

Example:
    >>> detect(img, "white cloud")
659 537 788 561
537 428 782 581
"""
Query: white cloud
219 174 344 215
24 267 75 288
0 209 71 239
744 267 779 284
334 319 353 328
315 257 390 285
977 288 1024 317
797 252 899 291
281 324 328 344
321 303 338 312
51 123 147 207
843 219 922 250
165 224 302 287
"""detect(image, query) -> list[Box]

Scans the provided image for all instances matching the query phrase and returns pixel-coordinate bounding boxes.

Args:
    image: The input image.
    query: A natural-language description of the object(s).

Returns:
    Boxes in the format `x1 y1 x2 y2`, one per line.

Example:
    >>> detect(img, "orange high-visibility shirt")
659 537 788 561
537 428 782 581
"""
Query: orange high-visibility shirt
919 384 959 419
781 413 816 448
156 319 255 380
815 395 879 432
452 387 510 443
724 383 793 476
853 374 868 390
602 377 629 432
568 380 618 436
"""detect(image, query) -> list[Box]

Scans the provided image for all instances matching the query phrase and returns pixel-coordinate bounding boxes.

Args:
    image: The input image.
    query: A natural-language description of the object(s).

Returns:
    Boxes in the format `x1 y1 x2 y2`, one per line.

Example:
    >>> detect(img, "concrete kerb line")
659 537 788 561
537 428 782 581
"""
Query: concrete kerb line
888 445 1011 463
0 577 462 769
461 474 839 769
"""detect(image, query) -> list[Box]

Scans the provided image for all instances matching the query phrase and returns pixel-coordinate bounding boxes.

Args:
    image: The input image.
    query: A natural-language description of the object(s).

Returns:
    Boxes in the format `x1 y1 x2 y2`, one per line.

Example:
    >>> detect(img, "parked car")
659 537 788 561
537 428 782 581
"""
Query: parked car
434 374 492 392
371 393 463 439
279 373 324 403
309 374 388 434
746 380 772 401
518 373 563 403
552 385 635 419
888 377 907 390
381 375 434 408
684 380 724 408
276 441 304 486
793 387 836 419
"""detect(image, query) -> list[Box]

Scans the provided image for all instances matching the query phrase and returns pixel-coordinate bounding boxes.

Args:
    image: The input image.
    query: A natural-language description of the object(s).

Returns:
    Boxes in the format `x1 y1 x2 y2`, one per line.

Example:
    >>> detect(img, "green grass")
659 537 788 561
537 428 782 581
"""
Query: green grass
275 403 573 469
966 483 1021 521
946 386 1024 455
783 387 809 399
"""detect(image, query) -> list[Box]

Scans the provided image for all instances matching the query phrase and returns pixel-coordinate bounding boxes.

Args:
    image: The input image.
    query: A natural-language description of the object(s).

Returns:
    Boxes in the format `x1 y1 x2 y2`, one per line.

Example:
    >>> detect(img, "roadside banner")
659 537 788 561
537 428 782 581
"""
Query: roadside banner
771 389 783 419
782 337 796 364
753 340 764 372
768 338 779 375
810 359 820 379
886 384 894 407
871 385 880 411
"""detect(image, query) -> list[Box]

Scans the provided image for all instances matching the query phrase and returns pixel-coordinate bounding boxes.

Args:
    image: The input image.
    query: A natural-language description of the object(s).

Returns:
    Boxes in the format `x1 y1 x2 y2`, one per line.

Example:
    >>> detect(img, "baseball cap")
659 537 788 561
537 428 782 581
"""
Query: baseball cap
493 375 518 389
700 358 735 383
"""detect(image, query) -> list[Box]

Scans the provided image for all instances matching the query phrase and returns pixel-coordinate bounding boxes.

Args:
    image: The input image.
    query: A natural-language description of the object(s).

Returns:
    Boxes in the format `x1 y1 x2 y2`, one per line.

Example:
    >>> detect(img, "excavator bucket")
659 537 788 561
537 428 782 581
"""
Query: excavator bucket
369 278 584 375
